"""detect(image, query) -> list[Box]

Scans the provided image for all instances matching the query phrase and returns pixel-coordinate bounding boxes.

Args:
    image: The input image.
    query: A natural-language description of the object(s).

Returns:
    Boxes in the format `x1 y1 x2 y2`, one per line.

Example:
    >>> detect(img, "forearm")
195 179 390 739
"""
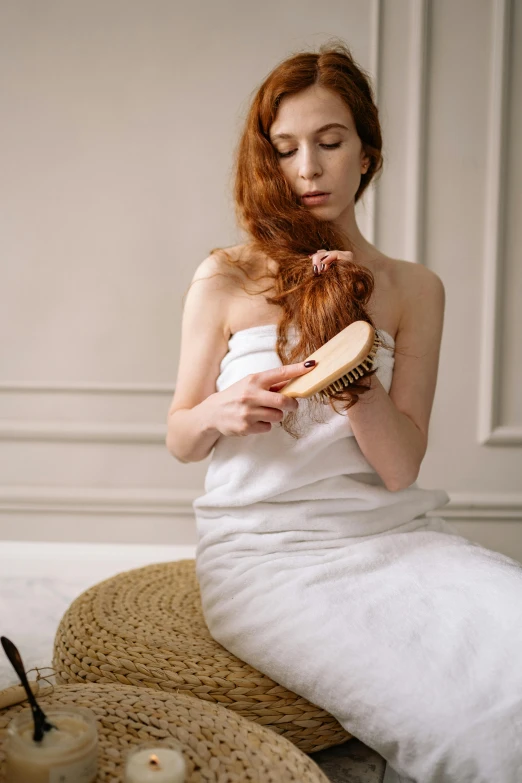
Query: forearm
347 375 426 491
166 395 221 463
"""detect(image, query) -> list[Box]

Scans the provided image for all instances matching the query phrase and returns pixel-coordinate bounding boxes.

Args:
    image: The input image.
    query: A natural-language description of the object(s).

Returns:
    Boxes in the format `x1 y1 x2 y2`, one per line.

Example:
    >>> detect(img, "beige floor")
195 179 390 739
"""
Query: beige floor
311 738 388 782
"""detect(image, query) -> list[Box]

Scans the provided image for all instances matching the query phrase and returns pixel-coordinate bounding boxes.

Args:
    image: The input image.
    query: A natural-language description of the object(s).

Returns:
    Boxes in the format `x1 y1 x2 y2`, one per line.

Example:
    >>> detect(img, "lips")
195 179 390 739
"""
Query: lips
301 192 331 205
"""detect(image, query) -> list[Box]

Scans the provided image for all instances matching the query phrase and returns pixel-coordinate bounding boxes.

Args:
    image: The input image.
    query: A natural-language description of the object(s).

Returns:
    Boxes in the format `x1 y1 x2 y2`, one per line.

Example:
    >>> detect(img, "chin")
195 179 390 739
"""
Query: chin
305 202 335 212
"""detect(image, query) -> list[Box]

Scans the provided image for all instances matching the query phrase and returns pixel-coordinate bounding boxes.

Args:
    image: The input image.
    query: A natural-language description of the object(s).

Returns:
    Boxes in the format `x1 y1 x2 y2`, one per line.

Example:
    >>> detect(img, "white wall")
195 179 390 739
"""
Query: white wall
1 0 520 559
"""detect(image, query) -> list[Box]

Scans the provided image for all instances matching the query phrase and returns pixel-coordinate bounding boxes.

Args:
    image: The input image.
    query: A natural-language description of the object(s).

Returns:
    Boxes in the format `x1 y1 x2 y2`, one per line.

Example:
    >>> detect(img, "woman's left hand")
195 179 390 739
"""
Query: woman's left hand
308 249 354 275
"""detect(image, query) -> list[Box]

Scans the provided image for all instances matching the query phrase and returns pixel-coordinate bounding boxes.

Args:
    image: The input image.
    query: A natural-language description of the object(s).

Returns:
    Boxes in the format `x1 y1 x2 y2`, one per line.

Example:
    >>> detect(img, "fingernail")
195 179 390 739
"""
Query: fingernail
320 263 325 272
313 265 318 274
304 360 316 367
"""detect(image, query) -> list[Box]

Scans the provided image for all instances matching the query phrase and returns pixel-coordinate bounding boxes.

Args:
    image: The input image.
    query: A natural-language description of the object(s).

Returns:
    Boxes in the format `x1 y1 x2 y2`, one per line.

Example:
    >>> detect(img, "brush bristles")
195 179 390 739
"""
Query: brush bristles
316 335 381 402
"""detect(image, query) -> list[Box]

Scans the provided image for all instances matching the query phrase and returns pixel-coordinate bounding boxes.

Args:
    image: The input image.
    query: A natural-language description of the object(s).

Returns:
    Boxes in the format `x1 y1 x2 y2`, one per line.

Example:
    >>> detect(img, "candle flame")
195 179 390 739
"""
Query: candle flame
149 753 161 768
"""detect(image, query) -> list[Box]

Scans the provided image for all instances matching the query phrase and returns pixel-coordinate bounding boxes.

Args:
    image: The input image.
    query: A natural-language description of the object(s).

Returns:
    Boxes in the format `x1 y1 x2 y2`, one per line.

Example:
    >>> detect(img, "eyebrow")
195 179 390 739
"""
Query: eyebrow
271 123 349 141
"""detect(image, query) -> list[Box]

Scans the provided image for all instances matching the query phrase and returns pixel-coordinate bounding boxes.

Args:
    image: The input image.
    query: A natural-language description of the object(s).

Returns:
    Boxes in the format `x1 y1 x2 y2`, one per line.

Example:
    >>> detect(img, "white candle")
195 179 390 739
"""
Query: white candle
4 705 98 783
124 746 186 783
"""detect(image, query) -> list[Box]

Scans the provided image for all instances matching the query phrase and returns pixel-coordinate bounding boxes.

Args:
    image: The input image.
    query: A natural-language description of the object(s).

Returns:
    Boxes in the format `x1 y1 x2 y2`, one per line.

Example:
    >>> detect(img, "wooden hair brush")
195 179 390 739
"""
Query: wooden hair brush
280 320 381 400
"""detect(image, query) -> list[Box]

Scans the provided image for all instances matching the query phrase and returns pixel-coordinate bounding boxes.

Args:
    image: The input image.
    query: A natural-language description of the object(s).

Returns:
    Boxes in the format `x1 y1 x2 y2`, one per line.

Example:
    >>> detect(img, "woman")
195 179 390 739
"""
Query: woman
166 42 522 782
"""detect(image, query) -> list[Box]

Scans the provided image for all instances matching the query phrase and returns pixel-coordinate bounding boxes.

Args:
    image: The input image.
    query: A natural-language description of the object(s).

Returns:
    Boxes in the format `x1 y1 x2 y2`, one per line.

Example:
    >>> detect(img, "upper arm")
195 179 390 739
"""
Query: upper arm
388 264 445 451
167 254 232 416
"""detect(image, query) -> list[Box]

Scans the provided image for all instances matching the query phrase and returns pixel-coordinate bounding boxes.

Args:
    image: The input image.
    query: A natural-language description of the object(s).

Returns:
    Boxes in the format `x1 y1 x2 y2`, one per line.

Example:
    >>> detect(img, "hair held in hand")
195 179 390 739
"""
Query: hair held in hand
210 42 393 437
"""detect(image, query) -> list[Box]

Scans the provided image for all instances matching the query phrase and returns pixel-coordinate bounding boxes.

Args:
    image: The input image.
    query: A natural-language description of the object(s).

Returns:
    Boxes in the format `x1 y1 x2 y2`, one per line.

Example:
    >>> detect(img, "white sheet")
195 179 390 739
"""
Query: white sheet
194 325 522 782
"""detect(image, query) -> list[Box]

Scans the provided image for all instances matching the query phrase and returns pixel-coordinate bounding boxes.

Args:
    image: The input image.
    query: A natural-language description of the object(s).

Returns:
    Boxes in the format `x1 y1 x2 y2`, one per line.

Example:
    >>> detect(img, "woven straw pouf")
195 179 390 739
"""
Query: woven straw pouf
0 682 330 782
53 560 351 754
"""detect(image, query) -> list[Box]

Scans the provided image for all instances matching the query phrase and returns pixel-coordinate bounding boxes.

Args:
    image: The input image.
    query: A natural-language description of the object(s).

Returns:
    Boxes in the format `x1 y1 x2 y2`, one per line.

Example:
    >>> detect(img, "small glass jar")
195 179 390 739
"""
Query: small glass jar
4 705 98 783
124 738 187 782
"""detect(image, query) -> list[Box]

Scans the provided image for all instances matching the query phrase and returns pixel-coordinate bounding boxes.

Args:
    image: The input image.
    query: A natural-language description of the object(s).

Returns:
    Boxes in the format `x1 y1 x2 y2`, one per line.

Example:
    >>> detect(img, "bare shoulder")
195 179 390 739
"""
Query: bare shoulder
374 257 444 336
167 247 246 416
377 259 446 453
193 243 269 287
382 257 444 298
363 255 438 340
392 260 445 339
192 245 245 289
394 258 444 292
187 246 248 330
207 243 282 335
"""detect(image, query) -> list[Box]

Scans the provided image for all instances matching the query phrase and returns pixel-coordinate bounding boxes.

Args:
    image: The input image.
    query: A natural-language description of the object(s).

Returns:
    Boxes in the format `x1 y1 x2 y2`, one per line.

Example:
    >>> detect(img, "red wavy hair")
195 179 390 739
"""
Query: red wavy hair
210 41 392 436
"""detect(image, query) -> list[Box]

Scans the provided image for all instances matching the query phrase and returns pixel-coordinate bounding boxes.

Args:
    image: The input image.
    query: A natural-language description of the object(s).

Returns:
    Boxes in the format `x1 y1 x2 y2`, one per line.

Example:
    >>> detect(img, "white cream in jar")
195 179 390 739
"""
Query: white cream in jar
4 705 98 783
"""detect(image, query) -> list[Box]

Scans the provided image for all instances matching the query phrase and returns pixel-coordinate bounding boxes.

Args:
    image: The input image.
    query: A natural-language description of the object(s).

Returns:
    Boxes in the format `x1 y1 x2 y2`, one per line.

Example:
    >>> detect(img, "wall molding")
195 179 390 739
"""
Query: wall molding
0 486 520 522
0 383 173 395
368 0 382 106
403 0 429 264
477 0 520 445
0 420 165 444
435 491 522 520
0 486 196 516
0 384 173 443
362 0 382 246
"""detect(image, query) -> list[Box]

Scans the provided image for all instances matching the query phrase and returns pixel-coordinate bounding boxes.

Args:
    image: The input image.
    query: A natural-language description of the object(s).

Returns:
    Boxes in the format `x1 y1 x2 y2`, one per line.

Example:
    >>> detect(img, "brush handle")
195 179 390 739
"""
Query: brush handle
280 321 376 399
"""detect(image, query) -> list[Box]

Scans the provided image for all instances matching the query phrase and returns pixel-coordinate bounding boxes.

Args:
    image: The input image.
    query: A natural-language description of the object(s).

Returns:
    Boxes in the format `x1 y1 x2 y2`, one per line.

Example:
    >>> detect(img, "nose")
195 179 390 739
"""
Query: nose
298 144 322 181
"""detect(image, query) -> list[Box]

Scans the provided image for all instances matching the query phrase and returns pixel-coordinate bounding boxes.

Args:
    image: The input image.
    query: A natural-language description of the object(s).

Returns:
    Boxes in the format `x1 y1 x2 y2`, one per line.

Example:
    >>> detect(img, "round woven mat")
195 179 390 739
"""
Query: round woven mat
0 683 330 782
53 560 351 754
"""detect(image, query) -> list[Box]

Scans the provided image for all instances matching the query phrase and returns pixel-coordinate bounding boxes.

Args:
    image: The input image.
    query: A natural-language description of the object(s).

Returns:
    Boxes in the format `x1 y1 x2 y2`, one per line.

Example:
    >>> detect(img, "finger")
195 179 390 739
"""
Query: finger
320 250 354 273
328 250 354 262
310 249 329 275
249 421 273 435
318 251 335 273
255 391 297 412
251 406 287 422
254 361 317 389
310 249 354 260
269 380 295 392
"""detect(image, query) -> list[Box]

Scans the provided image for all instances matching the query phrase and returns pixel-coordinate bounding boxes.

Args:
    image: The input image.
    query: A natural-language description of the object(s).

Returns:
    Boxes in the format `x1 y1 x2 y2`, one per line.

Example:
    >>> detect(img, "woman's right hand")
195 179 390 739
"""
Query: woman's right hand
206 361 316 437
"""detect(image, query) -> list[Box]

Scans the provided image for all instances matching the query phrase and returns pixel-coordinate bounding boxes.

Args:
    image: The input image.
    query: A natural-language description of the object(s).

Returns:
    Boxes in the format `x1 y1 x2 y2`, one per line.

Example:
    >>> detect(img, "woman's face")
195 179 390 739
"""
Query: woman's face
269 84 369 221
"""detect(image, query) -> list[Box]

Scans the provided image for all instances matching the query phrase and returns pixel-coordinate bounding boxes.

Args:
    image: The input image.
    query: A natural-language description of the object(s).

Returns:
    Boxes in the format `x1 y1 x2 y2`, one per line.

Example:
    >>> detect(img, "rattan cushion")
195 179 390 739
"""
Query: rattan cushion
53 560 351 754
0 682 330 782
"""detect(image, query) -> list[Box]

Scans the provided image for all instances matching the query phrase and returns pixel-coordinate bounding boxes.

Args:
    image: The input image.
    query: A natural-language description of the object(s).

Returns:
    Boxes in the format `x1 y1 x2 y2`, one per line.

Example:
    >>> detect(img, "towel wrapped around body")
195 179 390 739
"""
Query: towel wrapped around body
193 324 522 783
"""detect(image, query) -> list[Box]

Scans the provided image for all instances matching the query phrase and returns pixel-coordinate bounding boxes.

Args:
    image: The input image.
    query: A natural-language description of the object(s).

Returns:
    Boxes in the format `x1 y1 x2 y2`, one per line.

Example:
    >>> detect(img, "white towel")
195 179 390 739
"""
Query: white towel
194 325 522 783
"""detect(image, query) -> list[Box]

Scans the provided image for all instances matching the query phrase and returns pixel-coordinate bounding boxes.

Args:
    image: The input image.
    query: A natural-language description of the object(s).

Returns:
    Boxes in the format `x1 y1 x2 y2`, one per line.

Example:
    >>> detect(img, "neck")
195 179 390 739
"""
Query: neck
333 202 381 270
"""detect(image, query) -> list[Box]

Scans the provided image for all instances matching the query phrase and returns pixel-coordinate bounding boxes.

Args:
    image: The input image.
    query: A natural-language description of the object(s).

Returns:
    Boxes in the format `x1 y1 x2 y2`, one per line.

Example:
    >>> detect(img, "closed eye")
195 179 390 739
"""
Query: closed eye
276 142 342 159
